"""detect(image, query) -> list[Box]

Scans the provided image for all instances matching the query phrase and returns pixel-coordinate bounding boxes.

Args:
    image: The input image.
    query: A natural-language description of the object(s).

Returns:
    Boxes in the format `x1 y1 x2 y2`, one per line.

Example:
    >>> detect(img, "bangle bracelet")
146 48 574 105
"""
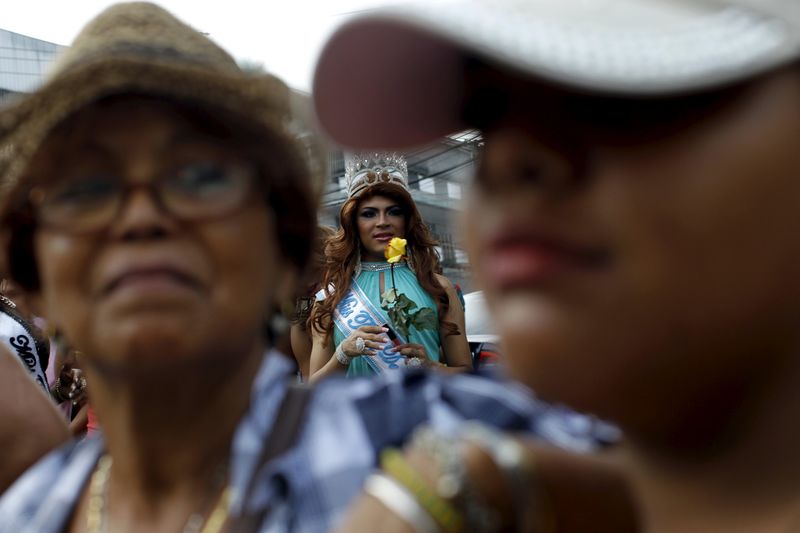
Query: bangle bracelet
380 448 464 533
334 345 351 366
364 473 439 533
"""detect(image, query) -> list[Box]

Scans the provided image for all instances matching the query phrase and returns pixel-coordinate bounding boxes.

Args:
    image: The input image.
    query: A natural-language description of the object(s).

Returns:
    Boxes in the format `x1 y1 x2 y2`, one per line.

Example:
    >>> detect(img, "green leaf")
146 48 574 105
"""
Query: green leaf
410 307 437 331
388 307 410 337
395 293 418 312
380 288 398 309
382 289 425 338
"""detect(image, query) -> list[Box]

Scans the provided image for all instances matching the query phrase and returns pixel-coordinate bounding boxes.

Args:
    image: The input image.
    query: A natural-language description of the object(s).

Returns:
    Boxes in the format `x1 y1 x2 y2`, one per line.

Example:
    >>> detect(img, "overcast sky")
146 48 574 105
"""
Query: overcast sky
2 0 410 92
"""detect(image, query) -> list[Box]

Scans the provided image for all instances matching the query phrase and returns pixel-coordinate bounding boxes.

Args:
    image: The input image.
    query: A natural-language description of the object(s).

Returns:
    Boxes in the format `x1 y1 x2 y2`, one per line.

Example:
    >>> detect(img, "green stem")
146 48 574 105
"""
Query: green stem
390 264 408 341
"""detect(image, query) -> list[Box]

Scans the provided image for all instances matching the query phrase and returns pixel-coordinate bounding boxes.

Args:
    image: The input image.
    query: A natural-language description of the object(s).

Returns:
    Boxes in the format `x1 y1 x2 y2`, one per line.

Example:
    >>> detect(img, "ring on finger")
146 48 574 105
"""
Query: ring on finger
355 337 366 354
408 357 422 369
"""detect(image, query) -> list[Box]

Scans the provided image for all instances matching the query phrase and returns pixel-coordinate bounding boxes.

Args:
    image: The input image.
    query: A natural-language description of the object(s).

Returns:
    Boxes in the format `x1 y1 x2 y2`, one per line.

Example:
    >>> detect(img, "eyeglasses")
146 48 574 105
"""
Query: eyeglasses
27 160 259 234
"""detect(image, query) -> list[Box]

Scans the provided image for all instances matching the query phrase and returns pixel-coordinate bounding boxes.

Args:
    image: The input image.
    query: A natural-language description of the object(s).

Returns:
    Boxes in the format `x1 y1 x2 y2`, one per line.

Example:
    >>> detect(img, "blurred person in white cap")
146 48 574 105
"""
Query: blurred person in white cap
313 0 800 531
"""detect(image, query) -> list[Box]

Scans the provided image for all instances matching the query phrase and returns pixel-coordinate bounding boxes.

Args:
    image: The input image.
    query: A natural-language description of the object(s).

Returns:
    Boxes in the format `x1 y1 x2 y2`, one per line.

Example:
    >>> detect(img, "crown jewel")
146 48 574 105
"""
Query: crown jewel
344 152 409 198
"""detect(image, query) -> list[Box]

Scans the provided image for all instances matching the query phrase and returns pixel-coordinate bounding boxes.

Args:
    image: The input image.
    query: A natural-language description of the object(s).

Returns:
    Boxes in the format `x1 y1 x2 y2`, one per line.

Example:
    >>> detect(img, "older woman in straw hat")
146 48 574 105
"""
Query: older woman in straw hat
0 2 315 530
0 5 602 531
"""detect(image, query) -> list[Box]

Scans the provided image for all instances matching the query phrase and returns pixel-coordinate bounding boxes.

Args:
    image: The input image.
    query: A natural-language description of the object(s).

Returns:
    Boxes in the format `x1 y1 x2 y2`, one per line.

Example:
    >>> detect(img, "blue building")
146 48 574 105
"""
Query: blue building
0 28 65 104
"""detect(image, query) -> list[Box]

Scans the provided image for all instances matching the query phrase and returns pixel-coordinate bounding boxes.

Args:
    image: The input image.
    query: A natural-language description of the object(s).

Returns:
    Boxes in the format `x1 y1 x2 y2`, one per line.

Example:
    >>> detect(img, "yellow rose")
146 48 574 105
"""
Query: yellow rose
385 237 407 263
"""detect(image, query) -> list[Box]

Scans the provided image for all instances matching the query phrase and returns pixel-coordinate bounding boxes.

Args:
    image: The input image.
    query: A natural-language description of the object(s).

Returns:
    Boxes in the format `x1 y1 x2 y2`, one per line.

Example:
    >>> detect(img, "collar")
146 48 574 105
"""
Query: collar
360 260 407 272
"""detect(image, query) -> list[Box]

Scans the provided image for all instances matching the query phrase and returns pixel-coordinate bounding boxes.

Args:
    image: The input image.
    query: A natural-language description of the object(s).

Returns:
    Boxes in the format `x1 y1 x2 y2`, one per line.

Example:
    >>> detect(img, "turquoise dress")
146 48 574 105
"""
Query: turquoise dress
333 261 441 378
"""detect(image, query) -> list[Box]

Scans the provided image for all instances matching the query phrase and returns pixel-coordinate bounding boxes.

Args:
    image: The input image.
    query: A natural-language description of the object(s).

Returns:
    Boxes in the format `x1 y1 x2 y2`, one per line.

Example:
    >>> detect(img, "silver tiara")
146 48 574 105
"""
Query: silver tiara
344 152 409 198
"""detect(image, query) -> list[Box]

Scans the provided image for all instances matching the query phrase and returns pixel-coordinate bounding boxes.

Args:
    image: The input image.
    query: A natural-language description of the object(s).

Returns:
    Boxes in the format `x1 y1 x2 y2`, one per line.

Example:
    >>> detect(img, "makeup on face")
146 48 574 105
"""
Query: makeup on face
356 196 406 261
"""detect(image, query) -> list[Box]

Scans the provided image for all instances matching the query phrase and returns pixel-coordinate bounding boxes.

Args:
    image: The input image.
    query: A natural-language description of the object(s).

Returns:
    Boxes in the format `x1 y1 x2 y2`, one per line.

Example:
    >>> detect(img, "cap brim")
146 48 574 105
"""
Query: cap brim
314 16 467 150
313 0 800 149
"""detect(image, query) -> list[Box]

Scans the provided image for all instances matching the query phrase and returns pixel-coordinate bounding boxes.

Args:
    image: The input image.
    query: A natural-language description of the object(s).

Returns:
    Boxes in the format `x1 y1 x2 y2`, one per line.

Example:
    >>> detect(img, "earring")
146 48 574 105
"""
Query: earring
406 245 415 274
353 248 362 278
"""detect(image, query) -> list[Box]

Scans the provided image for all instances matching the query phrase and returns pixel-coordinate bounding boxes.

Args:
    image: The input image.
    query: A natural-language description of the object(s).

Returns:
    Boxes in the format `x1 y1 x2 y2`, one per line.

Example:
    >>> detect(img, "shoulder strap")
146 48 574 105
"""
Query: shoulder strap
235 383 314 532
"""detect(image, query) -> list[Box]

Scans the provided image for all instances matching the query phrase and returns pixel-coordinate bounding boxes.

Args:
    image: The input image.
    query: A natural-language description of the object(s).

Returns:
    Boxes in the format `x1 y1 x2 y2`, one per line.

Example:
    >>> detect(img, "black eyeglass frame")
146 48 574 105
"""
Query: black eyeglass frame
22 160 263 236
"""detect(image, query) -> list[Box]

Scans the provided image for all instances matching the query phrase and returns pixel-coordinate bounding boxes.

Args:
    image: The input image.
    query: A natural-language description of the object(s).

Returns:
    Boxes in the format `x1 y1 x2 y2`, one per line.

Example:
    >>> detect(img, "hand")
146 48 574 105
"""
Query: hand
335 432 519 533
335 442 477 533
341 325 389 358
388 343 433 368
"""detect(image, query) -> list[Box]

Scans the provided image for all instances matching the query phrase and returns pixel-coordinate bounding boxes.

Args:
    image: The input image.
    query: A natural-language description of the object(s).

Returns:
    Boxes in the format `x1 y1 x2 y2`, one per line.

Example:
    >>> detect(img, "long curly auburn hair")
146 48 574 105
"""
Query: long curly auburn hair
311 182 459 340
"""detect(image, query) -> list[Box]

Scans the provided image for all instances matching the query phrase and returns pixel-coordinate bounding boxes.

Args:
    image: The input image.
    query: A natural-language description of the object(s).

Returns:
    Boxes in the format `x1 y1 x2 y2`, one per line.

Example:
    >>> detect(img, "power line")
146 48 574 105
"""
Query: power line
320 137 480 199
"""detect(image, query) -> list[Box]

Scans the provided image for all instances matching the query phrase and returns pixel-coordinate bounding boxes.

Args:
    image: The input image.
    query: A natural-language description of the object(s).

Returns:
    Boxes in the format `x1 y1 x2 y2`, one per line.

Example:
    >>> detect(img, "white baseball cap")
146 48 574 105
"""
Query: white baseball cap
313 0 800 149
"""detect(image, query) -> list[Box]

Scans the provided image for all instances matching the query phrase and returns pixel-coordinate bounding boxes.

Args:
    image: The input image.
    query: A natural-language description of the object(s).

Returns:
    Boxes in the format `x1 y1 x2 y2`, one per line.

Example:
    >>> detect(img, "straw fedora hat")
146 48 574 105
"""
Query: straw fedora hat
0 1 306 205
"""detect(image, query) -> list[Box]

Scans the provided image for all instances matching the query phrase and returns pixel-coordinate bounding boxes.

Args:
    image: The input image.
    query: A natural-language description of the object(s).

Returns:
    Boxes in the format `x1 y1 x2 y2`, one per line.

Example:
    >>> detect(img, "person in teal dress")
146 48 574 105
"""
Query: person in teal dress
309 152 472 379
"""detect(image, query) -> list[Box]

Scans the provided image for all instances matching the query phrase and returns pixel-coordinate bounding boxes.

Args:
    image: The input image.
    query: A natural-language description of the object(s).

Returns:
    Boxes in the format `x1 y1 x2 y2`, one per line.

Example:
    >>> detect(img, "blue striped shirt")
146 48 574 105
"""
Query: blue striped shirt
0 351 610 532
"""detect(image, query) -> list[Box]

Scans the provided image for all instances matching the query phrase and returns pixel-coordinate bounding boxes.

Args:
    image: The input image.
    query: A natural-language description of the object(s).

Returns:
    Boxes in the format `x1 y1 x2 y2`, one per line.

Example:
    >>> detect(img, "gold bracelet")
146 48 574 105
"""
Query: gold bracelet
380 448 464 533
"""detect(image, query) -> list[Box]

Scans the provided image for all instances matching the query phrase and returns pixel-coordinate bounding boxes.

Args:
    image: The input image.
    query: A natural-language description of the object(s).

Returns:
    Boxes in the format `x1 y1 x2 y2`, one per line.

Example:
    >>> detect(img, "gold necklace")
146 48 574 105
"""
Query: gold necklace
86 455 111 533
86 454 232 533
